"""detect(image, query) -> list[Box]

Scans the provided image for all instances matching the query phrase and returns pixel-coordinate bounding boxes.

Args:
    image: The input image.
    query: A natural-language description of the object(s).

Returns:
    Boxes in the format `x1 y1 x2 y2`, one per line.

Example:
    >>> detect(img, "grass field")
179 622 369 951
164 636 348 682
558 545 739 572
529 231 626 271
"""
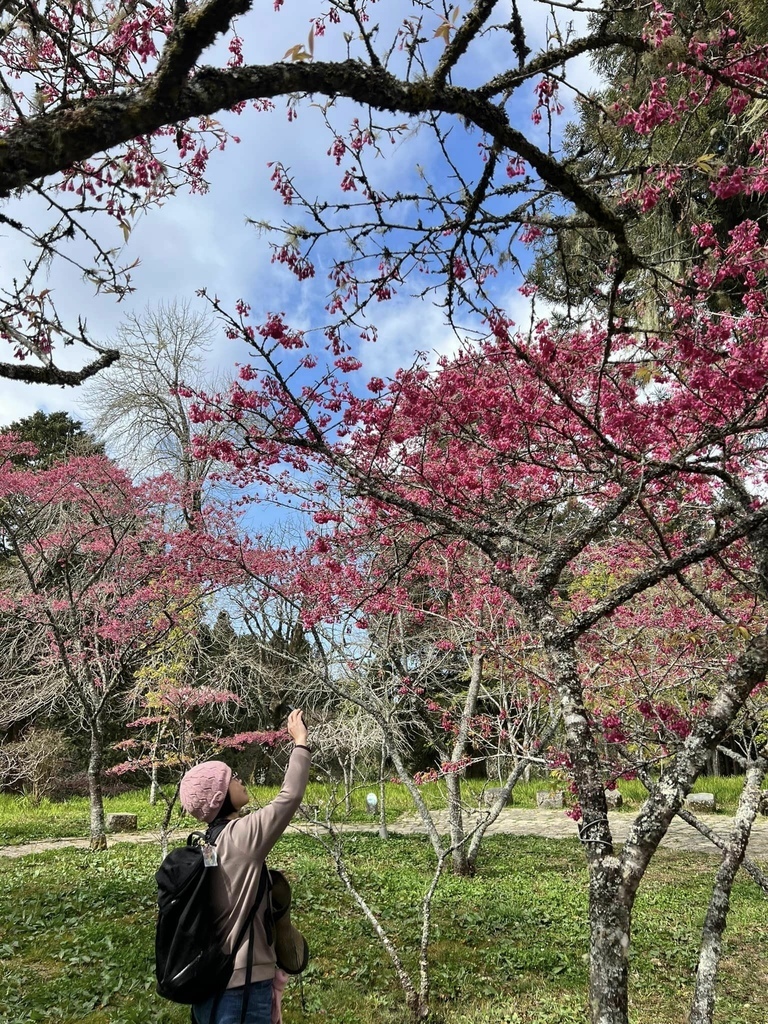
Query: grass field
0 832 766 1024
0 775 750 846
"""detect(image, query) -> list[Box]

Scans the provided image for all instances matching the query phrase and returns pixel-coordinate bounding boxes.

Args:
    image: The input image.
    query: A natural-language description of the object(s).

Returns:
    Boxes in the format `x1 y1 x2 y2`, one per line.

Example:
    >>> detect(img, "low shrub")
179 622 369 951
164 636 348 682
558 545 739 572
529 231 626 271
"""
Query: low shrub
50 771 140 801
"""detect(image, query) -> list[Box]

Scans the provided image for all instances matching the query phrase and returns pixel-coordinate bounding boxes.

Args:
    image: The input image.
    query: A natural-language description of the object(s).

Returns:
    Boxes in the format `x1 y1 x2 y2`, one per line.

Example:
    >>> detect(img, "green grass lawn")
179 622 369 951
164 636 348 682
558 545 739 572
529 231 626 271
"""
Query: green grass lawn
0 776 749 847
0 833 766 1024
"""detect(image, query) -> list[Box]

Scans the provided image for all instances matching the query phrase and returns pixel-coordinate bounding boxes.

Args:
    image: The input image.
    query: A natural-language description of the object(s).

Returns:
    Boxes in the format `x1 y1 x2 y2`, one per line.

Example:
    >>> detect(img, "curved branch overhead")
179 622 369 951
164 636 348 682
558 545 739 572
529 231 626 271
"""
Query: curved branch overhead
2 60 631 258
0 0 764 380
0 348 120 386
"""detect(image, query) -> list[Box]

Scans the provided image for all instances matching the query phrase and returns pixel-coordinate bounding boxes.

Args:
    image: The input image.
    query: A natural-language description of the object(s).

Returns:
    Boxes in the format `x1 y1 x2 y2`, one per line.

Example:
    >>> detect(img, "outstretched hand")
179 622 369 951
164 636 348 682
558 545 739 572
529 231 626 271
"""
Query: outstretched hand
287 708 308 747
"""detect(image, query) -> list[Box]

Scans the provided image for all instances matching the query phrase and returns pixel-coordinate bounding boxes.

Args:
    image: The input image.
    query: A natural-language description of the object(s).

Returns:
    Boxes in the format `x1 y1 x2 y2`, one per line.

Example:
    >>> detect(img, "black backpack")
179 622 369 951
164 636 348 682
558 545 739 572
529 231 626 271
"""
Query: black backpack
155 822 268 1008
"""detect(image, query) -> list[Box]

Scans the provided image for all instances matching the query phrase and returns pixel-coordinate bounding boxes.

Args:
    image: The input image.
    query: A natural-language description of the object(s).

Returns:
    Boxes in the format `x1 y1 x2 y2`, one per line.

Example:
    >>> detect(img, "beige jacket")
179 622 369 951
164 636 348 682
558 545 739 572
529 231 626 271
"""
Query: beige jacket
207 747 310 988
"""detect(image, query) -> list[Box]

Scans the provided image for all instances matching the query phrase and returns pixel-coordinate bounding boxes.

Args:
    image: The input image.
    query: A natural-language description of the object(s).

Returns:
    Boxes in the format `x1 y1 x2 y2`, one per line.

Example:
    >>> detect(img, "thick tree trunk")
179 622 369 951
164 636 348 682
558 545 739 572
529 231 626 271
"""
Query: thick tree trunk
540 628 630 1024
588 861 632 1024
689 761 766 1024
541 621 768 1024
88 718 107 851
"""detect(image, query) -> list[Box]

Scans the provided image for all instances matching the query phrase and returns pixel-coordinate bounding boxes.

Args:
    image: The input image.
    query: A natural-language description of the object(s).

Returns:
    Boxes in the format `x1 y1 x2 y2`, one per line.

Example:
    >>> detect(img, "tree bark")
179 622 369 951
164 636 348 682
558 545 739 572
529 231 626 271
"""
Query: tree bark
445 771 469 875
689 761 766 1024
0 52 639 262
588 861 633 1024
631 762 768 894
149 724 162 805
344 754 354 815
387 741 447 860
602 634 768 1024
378 736 389 840
87 716 107 851
333 848 426 1018
538 624 630 1023
446 649 484 875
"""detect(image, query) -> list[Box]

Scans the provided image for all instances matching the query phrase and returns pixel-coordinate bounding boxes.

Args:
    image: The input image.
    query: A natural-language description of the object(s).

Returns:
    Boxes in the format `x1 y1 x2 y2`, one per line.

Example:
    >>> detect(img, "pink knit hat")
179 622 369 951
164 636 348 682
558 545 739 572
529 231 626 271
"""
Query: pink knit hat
179 760 233 823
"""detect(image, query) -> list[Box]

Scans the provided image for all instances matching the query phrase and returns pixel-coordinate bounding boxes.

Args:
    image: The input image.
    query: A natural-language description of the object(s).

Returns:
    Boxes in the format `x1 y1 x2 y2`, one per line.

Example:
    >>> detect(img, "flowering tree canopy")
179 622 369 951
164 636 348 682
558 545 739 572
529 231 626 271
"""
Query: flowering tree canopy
0 434 226 846
178 9 768 1010
194 250 768 1021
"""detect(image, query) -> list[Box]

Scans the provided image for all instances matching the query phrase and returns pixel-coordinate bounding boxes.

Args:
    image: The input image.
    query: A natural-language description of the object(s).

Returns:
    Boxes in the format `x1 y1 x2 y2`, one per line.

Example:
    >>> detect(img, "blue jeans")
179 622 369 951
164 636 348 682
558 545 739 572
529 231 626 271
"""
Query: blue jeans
193 979 273 1024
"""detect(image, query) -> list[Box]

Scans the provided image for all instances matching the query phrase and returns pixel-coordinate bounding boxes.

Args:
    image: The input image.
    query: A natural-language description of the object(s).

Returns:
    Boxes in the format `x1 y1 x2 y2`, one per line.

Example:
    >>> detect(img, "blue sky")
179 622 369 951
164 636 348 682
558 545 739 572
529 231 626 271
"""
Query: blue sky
0 1 598 439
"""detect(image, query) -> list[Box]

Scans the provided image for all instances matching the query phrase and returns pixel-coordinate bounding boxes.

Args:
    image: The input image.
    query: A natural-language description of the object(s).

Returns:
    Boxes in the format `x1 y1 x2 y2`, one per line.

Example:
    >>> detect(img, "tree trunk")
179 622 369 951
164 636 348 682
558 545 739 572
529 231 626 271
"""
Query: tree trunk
445 771 469 875
378 737 389 840
344 755 354 815
633 764 768 893
588 860 632 1024
338 754 355 816
88 717 107 851
539 627 768 1024
149 721 163 804
689 761 766 1024
542 629 629 1023
607 633 768 1024
159 786 181 860
446 648 483 875
150 764 160 805
387 741 447 860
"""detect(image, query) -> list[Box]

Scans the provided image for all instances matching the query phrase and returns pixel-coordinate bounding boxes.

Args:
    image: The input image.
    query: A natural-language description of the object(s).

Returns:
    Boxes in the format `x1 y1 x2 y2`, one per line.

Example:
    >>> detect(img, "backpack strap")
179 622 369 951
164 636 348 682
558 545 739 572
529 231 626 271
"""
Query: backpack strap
205 820 231 845
240 917 255 1024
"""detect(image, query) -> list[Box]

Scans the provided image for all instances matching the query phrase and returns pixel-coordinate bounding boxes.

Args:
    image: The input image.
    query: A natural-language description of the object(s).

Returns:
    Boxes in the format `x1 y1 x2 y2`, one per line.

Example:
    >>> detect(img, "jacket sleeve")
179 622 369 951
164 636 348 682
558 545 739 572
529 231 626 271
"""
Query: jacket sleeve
241 746 311 858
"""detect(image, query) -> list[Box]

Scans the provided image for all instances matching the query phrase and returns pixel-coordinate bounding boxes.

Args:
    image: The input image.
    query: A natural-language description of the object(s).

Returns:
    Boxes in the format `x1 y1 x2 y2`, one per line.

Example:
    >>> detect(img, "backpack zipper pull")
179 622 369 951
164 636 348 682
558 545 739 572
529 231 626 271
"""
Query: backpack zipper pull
202 844 218 867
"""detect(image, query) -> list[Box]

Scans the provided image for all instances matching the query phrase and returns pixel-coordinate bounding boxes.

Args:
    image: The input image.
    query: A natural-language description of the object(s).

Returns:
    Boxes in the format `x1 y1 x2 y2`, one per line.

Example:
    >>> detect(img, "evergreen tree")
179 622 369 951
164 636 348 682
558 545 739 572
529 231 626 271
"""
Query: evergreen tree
3 411 103 466
530 0 768 325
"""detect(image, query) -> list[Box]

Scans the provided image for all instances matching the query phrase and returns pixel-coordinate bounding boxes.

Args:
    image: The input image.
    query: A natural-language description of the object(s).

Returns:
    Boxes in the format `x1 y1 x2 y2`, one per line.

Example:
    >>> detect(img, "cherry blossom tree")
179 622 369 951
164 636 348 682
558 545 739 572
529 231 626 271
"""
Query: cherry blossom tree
0 434 221 848
188 233 768 1024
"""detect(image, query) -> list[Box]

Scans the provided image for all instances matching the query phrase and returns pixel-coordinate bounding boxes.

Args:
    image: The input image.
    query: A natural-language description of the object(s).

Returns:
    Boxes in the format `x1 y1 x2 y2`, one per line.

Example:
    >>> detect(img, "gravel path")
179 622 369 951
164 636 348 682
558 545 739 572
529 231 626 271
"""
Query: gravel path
2 809 767 860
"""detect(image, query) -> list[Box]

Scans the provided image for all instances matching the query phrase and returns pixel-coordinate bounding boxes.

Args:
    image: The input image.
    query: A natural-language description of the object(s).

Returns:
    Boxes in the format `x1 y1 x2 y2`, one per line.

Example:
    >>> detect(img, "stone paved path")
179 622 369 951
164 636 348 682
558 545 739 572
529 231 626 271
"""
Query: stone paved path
387 808 768 859
0 832 161 859
2 809 767 860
